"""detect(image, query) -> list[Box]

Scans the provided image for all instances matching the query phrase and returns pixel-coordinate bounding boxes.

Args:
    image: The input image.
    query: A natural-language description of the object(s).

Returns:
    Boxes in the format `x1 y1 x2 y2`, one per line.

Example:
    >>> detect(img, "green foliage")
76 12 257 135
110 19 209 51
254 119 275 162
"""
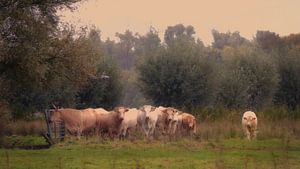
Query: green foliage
275 47 300 109
135 27 161 58
254 31 300 109
0 1 122 118
255 30 284 53
217 46 279 109
76 57 122 110
138 25 217 109
102 28 161 107
1 2 300 120
114 30 137 69
212 30 249 49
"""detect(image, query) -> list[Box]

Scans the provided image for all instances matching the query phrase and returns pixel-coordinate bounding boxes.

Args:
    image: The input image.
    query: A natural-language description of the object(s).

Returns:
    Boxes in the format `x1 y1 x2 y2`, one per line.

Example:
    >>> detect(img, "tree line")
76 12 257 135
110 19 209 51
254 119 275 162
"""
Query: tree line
0 0 299 119
138 26 300 114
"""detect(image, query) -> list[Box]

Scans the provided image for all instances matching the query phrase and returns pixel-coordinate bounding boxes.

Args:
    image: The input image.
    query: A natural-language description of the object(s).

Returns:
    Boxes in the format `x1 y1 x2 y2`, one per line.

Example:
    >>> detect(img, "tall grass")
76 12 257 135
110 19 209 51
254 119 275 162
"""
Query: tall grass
192 106 300 141
1 106 300 143
3 120 46 136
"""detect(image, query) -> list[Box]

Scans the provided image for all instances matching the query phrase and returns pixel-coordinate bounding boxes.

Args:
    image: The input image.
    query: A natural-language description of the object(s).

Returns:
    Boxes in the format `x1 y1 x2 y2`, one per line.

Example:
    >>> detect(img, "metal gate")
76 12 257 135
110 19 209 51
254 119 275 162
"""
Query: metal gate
44 109 65 144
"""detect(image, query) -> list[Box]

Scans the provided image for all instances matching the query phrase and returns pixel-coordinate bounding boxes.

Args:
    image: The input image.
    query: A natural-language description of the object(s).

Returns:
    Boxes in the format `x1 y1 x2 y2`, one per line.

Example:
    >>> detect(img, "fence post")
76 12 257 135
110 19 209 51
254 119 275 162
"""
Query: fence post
59 121 65 141
43 109 54 145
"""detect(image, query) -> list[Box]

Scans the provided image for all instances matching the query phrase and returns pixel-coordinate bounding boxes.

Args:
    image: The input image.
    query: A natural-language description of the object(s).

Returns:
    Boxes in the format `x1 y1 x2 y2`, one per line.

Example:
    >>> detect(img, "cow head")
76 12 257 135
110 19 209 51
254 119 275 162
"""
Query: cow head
243 116 256 128
162 107 179 123
140 105 156 120
114 106 129 121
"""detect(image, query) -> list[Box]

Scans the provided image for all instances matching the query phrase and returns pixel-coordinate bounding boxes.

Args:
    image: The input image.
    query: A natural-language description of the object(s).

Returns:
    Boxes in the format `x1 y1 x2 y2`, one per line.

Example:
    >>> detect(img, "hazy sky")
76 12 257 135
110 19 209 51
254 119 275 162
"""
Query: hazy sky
58 0 300 45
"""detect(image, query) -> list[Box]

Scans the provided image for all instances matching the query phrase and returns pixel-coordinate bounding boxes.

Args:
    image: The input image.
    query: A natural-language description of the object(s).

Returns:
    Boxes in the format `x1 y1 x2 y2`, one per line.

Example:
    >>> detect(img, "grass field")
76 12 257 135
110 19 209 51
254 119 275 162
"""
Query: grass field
1 137 300 169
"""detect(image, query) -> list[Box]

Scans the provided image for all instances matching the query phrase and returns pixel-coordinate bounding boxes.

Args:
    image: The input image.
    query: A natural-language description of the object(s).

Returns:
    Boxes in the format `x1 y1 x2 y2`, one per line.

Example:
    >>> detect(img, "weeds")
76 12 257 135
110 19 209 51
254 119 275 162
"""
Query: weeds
5 151 9 169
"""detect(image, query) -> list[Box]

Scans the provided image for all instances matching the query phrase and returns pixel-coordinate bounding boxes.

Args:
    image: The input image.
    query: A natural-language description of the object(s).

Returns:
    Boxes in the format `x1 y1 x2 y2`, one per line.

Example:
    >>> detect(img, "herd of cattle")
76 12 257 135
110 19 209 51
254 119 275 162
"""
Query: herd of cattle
49 105 258 140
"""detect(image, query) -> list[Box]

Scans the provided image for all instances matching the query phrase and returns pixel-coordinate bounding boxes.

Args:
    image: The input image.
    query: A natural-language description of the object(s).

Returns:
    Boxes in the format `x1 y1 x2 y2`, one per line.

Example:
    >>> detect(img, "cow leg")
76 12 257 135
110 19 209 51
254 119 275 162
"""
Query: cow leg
119 129 126 141
118 127 124 140
250 128 257 140
253 130 257 139
108 129 114 140
245 130 251 140
141 125 148 138
149 127 155 140
76 128 82 140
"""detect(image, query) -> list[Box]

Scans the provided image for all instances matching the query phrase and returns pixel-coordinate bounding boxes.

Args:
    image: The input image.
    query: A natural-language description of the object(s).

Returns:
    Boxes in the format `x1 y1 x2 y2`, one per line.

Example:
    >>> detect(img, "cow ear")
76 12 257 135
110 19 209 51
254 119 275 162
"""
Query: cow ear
113 107 119 112
162 109 168 114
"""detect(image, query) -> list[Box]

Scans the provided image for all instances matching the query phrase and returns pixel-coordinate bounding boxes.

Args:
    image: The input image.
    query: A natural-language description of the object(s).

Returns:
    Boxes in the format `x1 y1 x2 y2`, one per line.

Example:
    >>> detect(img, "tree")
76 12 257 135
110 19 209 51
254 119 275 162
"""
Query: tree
274 47 300 109
217 46 279 109
138 25 217 109
211 30 249 49
255 30 283 53
0 0 100 118
75 28 122 109
114 30 137 69
255 32 300 109
135 27 161 58
164 24 199 47
76 57 122 110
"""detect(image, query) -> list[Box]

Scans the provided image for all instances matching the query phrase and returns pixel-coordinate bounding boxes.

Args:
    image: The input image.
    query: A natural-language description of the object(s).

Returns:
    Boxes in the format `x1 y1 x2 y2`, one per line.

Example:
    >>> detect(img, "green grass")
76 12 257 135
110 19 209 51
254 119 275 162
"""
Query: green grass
1 136 47 148
1 137 300 169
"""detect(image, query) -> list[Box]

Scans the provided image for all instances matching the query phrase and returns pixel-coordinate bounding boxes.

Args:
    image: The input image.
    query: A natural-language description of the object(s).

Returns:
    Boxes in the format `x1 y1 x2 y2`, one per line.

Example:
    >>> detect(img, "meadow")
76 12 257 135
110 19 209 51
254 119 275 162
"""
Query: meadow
1 109 300 169
1 137 300 169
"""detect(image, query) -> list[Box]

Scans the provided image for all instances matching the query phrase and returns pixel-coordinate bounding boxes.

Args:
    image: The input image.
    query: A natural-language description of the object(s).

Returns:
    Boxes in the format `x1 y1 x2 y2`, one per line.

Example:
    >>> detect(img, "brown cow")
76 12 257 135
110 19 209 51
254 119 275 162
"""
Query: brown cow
156 106 179 136
177 112 197 136
96 107 127 139
50 108 99 139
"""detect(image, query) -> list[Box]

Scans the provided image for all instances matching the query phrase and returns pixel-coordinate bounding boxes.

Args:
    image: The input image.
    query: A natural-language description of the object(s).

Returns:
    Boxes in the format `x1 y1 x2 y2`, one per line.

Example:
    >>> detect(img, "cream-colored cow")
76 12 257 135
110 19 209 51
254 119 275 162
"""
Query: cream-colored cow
242 111 258 140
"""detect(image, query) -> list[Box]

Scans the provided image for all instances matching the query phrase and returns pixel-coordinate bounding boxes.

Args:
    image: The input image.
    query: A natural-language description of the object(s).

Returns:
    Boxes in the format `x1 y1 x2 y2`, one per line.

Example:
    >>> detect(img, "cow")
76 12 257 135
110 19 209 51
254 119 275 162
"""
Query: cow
155 106 179 136
168 112 181 136
95 107 127 139
242 111 257 140
138 105 157 138
176 112 197 136
49 108 98 139
119 108 144 139
94 108 111 115
142 106 178 138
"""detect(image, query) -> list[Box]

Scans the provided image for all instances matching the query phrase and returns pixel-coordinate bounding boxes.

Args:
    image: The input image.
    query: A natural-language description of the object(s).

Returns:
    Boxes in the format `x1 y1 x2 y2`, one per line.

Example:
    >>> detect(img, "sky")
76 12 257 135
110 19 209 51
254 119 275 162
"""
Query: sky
58 0 300 45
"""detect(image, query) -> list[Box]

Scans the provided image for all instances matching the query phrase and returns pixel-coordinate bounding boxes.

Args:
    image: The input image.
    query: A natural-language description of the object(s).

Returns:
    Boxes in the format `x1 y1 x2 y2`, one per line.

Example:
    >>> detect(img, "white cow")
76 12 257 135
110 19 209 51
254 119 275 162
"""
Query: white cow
139 105 156 137
242 111 258 140
119 108 144 139
169 112 181 135
144 106 178 138
140 105 157 137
